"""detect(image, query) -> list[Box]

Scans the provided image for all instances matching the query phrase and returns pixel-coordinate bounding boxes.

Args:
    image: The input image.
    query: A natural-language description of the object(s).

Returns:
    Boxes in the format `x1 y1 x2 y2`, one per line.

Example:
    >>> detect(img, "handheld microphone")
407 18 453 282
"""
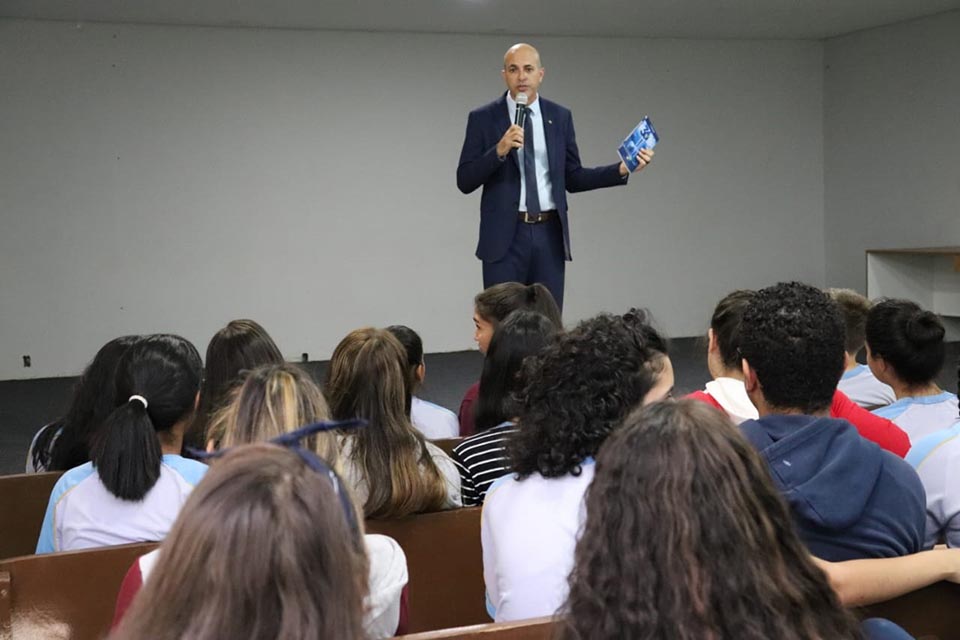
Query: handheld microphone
514 92 528 128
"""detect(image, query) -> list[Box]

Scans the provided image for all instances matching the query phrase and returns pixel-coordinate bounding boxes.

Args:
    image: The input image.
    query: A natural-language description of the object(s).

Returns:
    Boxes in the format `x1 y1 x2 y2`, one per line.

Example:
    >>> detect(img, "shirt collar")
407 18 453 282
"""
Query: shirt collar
506 91 540 119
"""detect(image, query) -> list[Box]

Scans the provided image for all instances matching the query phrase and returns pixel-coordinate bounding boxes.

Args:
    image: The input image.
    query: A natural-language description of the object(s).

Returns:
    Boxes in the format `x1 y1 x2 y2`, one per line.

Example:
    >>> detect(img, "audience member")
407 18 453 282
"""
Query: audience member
451 310 558 506
460 282 562 436
326 327 462 517
26 335 140 473
386 325 459 439
109 444 368 640
738 282 925 560
36 335 207 553
482 309 673 622
868 299 958 442
207 363 338 467
828 288 897 409
190 319 284 448
688 289 910 457
559 400 913 640
906 357 960 548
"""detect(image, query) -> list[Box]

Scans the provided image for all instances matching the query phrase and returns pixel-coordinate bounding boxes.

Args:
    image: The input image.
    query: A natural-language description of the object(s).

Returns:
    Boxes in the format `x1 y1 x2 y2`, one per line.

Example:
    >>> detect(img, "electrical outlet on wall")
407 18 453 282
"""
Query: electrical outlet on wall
23 355 31 367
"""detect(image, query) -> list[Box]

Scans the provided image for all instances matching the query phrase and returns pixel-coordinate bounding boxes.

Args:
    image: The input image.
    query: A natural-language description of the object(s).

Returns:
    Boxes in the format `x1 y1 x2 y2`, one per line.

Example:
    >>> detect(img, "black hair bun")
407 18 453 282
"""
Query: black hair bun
906 310 945 346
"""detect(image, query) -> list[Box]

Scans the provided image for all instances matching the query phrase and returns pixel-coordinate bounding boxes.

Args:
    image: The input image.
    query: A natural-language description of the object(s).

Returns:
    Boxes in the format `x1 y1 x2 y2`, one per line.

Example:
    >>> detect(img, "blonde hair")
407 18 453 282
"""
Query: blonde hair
325 327 448 518
209 363 338 468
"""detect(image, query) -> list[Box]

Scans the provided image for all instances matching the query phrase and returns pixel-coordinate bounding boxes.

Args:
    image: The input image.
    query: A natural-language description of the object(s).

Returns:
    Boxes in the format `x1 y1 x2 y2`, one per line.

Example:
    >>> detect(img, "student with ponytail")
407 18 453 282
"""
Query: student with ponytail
868 298 957 443
36 334 207 554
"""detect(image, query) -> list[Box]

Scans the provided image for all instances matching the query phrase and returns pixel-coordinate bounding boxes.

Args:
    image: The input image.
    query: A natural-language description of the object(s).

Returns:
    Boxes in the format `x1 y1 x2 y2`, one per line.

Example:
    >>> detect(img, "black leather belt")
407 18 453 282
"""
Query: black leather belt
518 210 556 224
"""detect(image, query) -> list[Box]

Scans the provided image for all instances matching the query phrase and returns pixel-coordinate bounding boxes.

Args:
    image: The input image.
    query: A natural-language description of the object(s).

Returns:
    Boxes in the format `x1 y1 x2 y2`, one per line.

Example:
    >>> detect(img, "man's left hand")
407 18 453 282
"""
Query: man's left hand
619 148 655 176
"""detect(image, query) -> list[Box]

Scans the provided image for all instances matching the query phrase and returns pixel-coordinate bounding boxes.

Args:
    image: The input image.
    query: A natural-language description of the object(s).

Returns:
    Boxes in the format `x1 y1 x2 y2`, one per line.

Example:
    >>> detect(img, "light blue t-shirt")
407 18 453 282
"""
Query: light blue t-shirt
873 391 959 444
36 454 207 554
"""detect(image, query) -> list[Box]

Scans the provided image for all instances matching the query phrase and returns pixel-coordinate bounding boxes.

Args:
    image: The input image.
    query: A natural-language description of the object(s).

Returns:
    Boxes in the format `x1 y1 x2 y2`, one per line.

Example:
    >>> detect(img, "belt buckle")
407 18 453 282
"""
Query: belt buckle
523 212 537 224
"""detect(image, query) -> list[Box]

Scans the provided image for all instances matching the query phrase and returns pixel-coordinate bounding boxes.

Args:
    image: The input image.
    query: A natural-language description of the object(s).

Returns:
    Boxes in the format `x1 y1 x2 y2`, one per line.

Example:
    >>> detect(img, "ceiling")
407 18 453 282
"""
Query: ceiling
2 0 959 40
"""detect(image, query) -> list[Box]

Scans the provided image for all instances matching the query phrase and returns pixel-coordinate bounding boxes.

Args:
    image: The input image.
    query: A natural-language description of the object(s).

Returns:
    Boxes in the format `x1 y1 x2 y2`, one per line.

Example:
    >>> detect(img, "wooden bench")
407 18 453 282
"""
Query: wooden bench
0 541 158 640
399 617 555 639
431 437 464 457
367 507 485 633
0 472 63 560
860 581 960 640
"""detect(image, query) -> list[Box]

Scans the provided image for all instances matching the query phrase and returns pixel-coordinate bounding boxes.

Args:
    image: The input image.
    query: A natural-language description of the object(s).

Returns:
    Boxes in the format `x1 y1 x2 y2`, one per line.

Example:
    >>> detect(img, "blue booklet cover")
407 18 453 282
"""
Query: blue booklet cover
618 116 659 171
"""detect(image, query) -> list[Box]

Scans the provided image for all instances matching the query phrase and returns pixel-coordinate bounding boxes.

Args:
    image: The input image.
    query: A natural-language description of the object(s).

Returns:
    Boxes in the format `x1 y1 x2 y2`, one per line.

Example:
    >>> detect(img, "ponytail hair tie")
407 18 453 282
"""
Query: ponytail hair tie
129 395 149 409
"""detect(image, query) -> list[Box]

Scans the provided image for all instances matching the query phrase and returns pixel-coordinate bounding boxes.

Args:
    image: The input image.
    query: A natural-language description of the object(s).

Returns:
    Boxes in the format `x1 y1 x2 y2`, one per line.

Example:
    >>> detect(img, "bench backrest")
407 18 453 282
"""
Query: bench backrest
367 507 485 633
0 472 63 560
860 580 960 640
0 541 159 640
399 617 556 639
431 438 464 457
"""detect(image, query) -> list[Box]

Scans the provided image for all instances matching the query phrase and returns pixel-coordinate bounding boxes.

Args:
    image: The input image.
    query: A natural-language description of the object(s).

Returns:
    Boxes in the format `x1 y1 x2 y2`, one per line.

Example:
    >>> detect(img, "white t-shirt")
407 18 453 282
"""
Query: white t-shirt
906 421 960 549
703 377 758 424
838 365 897 409
411 396 459 440
131 533 408 638
481 460 595 622
36 454 208 554
873 391 959 444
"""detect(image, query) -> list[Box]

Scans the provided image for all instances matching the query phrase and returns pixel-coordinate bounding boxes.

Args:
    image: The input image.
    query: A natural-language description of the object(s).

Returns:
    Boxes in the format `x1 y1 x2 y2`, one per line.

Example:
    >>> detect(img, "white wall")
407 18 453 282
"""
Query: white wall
824 11 960 291
0 19 824 379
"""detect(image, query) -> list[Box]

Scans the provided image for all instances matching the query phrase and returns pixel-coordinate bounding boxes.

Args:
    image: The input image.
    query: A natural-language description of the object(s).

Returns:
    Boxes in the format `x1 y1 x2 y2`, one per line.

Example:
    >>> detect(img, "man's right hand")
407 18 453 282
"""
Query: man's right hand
496 125 524 159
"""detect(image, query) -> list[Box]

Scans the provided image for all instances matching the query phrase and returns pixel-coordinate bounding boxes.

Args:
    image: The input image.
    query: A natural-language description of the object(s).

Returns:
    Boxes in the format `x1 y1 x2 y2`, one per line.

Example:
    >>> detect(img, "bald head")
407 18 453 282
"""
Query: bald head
503 43 542 69
501 43 545 103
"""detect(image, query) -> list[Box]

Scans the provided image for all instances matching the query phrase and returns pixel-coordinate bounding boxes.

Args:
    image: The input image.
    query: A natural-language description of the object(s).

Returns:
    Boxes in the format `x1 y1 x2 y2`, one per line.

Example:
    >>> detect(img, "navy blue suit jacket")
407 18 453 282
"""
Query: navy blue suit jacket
457 95 627 263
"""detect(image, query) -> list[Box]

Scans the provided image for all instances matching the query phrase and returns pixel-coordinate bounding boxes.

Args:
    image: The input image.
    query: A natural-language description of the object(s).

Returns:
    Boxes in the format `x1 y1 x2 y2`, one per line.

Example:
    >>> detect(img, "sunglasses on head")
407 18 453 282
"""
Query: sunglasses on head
188 418 366 536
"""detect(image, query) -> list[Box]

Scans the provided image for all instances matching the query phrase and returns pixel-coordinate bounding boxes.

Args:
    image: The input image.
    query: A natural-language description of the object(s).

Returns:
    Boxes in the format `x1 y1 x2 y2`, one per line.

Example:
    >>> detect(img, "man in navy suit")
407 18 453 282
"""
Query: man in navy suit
457 43 654 310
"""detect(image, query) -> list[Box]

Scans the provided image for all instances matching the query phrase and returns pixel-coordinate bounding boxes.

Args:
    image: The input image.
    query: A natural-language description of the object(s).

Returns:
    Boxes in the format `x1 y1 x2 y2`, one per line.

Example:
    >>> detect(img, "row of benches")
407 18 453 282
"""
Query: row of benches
0 438 466 561
3 448 960 639
2 521 960 639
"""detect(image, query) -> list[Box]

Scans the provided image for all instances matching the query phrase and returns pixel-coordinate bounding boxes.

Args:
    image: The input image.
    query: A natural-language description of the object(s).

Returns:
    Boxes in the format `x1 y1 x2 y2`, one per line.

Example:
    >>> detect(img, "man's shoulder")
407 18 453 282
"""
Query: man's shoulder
537 97 572 118
469 96 508 118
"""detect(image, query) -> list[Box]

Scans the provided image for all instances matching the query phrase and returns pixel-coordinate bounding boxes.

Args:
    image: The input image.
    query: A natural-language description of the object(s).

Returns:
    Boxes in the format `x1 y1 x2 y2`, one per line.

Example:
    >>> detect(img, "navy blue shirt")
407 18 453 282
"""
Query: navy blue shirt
740 414 925 561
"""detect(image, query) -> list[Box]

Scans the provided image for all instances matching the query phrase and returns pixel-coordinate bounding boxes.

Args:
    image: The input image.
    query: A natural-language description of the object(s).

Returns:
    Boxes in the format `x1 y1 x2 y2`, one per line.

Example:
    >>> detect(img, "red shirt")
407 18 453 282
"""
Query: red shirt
458 382 480 437
686 388 910 458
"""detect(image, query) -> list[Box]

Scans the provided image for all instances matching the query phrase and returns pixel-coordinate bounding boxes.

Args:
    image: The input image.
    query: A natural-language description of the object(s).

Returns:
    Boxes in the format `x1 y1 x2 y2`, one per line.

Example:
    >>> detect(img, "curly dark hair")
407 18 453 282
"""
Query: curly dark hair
559 400 862 640
738 282 844 414
509 309 668 479
866 298 946 387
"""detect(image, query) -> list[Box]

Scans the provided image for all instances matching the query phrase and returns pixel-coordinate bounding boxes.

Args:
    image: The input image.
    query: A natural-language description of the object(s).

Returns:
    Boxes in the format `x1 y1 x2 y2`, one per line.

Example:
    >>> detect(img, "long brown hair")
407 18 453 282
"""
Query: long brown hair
209 363 338 467
325 327 448 518
560 400 862 640
111 444 368 640
191 319 285 445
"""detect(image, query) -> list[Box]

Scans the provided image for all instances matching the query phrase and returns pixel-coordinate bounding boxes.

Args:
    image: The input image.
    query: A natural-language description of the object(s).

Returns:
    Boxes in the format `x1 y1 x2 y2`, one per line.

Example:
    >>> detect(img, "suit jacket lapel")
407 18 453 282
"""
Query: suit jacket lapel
540 99 559 178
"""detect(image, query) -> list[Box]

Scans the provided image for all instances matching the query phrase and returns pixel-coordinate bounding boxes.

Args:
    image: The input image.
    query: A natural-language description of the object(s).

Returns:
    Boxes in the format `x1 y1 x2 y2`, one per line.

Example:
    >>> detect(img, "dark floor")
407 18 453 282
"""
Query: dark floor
3 339 958 476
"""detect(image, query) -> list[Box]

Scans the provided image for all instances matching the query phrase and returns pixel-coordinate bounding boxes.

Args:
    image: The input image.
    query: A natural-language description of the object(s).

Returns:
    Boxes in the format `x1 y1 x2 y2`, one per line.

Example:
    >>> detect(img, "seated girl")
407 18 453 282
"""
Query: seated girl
868 298 957 443
482 309 673 622
460 282 563 436
114 363 409 638
27 335 140 473
326 327 461 517
36 335 207 553
559 399 913 640
386 325 459 439
451 310 558 506
109 443 368 640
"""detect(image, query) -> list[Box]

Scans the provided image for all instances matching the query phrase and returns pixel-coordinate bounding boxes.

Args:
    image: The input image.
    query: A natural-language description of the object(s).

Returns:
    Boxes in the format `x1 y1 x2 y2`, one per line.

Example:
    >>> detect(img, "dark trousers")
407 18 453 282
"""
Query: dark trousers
482 217 566 311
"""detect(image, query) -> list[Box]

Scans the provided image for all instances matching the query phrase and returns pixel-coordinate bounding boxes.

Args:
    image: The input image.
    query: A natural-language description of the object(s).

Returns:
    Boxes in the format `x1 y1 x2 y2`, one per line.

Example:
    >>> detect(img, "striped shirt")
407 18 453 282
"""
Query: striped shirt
450 422 517 507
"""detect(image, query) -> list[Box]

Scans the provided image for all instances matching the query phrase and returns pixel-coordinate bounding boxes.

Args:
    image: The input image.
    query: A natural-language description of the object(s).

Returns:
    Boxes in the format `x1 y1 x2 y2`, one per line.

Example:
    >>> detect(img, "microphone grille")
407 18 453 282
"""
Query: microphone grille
516 92 528 107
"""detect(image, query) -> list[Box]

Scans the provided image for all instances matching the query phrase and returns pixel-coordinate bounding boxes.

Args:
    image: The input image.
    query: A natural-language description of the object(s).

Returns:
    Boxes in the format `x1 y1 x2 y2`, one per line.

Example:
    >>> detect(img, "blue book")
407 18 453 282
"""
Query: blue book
618 116 659 172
